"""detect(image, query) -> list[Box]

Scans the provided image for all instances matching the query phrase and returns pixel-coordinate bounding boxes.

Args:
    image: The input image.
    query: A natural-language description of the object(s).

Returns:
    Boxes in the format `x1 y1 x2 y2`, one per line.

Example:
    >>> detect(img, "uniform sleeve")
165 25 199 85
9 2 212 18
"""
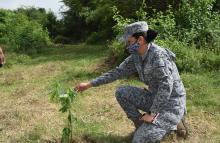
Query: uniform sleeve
150 53 173 114
90 55 136 87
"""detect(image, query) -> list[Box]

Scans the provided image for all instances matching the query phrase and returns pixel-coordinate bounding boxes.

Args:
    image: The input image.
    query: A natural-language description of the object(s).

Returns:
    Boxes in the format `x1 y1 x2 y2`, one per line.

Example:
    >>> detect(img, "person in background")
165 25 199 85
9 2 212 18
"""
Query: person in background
74 21 188 143
0 47 6 68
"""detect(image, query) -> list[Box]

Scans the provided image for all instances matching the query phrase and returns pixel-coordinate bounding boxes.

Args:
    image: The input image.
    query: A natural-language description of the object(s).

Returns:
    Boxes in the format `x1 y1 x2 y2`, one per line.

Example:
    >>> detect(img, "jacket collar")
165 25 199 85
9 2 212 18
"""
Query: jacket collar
141 43 152 61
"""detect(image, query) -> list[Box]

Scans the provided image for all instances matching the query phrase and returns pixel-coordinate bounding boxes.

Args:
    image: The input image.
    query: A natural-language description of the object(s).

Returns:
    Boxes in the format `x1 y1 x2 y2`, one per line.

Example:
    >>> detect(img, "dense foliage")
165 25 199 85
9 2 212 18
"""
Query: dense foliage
0 0 219 71
109 0 220 72
0 9 51 54
15 7 59 39
60 0 220 44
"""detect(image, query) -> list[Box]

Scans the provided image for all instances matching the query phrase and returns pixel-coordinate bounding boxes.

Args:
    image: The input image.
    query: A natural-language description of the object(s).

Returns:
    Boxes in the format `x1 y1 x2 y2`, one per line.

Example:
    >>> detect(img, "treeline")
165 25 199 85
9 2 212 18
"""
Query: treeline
0 0 219 72
60 0 220 45
0 8 52 54
1 0 220 47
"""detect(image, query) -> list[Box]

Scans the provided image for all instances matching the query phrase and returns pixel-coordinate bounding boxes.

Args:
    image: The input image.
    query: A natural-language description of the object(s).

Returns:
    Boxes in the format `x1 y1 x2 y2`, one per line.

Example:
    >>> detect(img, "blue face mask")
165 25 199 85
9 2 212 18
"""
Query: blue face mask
127 42 140 55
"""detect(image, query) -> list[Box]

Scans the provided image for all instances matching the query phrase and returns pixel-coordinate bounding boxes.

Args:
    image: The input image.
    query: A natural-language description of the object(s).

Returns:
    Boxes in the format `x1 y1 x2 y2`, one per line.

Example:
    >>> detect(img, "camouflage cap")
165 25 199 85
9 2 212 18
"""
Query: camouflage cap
121 21 148 42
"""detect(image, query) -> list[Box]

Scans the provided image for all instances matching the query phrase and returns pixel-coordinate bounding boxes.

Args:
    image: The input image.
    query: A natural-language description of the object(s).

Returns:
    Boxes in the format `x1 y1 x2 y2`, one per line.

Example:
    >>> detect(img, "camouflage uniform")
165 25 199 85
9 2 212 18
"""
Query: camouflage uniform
90 22 186 143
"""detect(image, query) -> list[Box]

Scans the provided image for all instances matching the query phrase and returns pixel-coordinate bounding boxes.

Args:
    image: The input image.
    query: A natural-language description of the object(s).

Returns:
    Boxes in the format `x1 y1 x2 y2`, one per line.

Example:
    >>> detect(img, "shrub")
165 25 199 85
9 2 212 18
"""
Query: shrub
54 35 72 44
175 0 220 53
154 37 220 72
109 3 220 73
86 32 106 44
0 9 51 54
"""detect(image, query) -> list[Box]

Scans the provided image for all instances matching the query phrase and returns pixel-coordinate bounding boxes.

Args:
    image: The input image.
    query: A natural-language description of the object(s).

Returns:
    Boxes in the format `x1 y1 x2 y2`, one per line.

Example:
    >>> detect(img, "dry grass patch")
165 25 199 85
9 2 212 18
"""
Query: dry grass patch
1 45 219 143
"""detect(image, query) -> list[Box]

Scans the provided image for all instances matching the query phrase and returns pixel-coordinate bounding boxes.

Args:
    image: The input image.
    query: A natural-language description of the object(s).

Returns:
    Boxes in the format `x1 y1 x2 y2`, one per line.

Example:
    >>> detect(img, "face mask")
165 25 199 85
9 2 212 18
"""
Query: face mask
127 42 140 55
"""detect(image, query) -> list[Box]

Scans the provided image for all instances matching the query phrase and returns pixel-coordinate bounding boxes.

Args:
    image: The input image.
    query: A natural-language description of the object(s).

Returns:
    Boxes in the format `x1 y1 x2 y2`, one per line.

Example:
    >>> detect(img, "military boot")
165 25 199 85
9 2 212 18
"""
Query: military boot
127 118 144 139
133 118 144 129
177 117 189 139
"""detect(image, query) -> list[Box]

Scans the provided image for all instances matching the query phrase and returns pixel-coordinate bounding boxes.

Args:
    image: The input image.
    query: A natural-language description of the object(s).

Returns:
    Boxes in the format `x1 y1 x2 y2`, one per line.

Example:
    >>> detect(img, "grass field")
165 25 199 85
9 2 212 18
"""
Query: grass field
0 44 220 143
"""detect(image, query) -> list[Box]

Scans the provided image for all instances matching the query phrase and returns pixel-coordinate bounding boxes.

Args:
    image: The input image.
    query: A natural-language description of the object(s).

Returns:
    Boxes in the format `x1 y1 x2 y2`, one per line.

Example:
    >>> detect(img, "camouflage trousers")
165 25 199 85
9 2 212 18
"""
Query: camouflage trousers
115 85 169 143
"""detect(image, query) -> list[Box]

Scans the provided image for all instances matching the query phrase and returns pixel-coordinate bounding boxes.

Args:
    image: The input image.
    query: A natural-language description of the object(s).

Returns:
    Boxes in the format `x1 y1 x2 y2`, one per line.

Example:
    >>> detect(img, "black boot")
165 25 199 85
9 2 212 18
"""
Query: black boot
133 118 144 129
176 117 189 139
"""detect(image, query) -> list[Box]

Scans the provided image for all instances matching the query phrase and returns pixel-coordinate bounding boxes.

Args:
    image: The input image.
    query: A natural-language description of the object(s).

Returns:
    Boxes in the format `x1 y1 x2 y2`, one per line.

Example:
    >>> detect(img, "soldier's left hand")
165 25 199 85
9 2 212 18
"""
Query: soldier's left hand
140 113 154 123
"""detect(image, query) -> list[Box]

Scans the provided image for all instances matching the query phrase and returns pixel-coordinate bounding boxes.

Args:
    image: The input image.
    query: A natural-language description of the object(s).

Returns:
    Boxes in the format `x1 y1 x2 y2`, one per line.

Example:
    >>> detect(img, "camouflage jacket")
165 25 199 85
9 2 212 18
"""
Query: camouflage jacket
90 43 186 130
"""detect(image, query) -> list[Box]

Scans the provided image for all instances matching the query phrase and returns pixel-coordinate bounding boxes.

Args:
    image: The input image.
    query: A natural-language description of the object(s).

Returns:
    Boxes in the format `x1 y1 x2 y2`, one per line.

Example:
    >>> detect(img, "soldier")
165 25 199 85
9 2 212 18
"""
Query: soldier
74 21 188 143
0 47 6 68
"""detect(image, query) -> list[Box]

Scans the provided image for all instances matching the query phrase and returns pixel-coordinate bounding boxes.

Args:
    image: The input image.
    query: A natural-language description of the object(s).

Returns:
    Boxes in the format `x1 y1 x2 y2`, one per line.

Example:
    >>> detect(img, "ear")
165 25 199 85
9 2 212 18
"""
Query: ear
138 36 146 44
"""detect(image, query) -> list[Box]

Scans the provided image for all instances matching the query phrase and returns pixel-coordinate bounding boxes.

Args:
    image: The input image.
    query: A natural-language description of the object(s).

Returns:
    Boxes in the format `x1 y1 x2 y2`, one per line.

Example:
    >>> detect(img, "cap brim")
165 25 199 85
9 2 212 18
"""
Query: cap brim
119 34 130 43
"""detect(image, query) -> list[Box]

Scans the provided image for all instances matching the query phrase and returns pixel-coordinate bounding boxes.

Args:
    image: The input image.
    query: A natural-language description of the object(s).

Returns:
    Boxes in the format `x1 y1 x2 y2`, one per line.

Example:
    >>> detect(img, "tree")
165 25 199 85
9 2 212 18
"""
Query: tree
15 7 59 39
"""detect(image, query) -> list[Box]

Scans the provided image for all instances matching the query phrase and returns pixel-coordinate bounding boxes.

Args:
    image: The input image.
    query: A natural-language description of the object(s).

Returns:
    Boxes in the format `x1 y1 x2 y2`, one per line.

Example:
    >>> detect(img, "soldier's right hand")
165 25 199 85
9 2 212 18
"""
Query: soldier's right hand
74 82 92 92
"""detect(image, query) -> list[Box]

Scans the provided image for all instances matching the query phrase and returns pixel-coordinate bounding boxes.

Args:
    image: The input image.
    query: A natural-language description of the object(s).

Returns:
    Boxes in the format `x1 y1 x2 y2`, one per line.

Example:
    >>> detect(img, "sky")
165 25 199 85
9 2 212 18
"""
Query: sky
0 0 67 19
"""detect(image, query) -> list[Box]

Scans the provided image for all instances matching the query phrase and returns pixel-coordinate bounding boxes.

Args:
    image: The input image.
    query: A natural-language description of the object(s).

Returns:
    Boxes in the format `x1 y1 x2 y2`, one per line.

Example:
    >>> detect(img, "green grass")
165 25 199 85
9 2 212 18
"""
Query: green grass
182 73 220 112
0 44 220 143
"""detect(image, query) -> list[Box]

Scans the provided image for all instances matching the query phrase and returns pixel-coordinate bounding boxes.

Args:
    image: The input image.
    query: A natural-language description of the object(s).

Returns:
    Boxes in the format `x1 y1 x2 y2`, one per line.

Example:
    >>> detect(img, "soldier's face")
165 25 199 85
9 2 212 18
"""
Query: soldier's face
134 36 148 55
127 36 137 46
126 36 147 55
126 36 140 55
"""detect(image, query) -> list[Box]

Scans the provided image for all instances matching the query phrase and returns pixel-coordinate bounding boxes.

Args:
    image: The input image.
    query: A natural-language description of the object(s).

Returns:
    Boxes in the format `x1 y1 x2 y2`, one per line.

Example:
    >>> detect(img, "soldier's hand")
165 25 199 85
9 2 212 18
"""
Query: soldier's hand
74 82 92 92
140 113 154 123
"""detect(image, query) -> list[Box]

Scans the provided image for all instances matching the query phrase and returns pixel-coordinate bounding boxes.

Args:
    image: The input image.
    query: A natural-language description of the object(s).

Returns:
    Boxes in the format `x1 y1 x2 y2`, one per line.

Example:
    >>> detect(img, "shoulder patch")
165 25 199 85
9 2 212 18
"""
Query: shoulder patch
153 51 165 68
